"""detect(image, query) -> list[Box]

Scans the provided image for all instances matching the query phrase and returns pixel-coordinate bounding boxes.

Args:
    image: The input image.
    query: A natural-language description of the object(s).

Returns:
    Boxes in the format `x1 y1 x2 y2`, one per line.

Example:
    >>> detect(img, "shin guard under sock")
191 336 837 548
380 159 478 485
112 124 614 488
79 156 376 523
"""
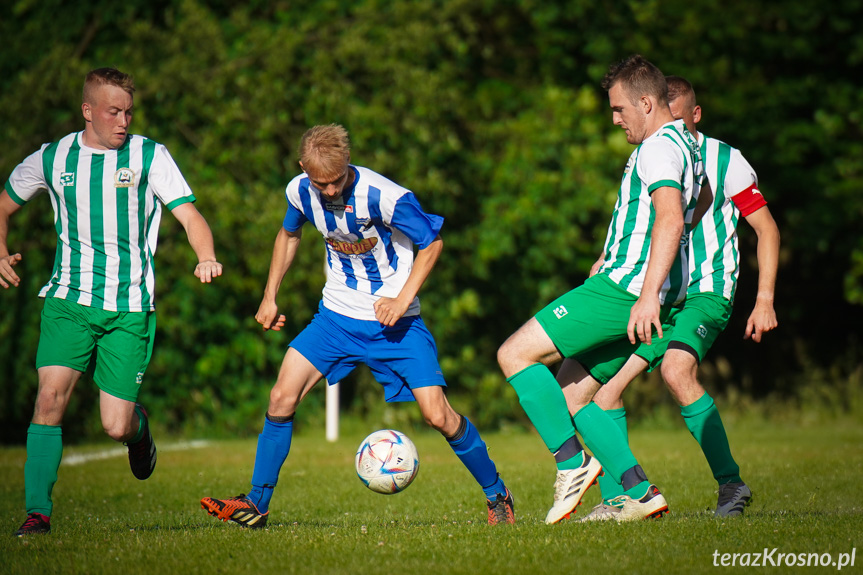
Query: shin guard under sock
508 363 578 458
596 407 627 501
248 414 293 513
681 393 742 484
447 415 506 498
24 423 63 516
572 402 638 484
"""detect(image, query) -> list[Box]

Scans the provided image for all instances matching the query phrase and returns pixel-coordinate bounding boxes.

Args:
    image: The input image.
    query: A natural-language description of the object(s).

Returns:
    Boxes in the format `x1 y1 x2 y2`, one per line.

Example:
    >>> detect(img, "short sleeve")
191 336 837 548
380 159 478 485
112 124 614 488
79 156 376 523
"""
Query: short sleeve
724 149 758 199
4 146 49 205
726 150 765 217
283 201 307 231
148 145 196 209
282 178 309 232
389 192 444 249
638 138 686 194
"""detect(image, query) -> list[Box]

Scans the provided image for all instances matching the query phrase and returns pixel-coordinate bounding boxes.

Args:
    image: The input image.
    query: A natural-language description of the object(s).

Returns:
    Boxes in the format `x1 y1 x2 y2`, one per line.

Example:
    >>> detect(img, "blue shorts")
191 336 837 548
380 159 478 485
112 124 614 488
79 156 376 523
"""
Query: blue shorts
289 302 446 402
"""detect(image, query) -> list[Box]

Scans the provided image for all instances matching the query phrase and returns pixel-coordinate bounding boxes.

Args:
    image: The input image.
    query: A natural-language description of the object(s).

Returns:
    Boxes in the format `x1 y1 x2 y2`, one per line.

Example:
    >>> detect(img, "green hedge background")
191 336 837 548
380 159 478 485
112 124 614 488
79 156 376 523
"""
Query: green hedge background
1 0 861 442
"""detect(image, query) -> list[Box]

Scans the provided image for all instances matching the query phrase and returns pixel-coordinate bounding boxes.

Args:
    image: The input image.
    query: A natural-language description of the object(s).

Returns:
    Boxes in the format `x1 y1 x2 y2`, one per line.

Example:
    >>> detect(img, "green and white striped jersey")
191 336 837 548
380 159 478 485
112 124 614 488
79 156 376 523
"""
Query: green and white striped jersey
598 119 703 306
687 133 763 302
4 132 196 312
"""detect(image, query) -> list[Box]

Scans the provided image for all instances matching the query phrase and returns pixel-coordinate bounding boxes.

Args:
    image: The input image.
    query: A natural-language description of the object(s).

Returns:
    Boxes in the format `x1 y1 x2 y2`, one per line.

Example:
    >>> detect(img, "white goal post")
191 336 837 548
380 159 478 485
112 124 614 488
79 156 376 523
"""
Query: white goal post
326 380 339 442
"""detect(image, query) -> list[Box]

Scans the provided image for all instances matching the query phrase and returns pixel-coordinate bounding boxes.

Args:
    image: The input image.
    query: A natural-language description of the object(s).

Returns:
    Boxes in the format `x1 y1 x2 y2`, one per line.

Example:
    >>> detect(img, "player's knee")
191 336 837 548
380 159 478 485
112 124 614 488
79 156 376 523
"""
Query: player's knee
419 401 452 432
497 337 522 373
660 361 703 404
660 361 684 389
423 410 449 433
33 388 66 421
34 388 60 411
103 420 132 442
268 386 300 414
496 340 510 367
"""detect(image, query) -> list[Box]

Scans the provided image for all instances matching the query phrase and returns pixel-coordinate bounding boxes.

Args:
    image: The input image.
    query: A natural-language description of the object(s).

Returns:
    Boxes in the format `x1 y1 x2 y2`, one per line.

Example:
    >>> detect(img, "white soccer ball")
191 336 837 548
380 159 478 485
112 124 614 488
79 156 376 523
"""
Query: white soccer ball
355 429 420 494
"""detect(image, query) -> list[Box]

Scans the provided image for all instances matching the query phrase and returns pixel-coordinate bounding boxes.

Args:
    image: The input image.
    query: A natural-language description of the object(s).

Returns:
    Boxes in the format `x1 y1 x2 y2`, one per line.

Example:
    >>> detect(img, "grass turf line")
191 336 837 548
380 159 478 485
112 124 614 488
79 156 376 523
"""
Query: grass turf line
0 417 861 575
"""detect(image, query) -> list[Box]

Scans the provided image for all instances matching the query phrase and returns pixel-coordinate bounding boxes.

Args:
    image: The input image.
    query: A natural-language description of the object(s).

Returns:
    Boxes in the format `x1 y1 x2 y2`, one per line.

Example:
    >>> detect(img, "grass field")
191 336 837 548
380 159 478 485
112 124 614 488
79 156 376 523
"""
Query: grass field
1 415 861 575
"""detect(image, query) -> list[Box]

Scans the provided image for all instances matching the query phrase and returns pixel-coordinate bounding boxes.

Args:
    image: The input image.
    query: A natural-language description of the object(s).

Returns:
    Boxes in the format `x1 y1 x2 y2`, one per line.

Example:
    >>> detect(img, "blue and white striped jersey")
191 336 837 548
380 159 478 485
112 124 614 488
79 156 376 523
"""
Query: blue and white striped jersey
283 165 443 321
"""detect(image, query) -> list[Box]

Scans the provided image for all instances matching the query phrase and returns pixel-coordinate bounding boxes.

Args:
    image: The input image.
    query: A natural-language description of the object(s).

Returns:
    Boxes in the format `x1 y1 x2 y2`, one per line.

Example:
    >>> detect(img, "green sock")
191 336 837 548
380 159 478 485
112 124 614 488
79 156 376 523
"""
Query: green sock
623 480 652 499
572 402 638 484
507 363 578 457
24 423 63 516
597 407 627 502
555 442 585 471
681 393 742 484
130 404 146 443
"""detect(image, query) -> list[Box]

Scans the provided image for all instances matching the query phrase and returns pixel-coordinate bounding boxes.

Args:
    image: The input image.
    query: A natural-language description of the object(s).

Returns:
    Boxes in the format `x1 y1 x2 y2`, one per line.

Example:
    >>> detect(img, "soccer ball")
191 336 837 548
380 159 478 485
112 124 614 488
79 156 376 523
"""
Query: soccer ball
355 429 419 494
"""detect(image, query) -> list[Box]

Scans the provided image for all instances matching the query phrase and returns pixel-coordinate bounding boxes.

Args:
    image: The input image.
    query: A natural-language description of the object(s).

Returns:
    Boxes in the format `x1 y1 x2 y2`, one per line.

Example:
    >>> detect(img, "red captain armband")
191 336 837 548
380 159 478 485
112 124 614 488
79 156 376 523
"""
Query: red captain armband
731 182 768 217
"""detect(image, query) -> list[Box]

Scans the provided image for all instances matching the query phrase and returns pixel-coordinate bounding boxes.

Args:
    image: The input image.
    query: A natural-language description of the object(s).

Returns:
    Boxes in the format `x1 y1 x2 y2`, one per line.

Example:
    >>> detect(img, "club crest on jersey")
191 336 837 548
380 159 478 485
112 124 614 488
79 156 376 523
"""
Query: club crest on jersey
114 168 135 188
60 172 75 187
623 157 633 175
326 230 378 256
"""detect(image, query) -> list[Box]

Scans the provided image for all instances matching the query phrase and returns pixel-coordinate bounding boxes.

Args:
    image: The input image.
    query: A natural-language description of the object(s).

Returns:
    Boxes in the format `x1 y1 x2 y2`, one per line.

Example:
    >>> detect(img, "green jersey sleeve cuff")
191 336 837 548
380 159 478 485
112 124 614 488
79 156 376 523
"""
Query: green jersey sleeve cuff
4 182 27 206
165 195 196 210
647 180 682 194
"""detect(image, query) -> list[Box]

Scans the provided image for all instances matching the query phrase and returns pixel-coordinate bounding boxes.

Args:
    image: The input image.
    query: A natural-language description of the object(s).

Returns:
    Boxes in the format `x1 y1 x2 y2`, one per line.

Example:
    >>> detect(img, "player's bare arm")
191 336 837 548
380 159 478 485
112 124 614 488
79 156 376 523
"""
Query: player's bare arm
374 234 443 327
628 185 684 345
256 227 303 331
0 190 24 289
743 206 780 342
171 202 223 284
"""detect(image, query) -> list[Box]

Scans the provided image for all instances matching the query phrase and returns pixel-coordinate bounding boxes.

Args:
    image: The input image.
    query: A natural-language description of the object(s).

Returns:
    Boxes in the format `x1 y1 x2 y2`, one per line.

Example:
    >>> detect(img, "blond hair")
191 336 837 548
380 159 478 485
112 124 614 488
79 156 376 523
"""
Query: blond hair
299 124 351 173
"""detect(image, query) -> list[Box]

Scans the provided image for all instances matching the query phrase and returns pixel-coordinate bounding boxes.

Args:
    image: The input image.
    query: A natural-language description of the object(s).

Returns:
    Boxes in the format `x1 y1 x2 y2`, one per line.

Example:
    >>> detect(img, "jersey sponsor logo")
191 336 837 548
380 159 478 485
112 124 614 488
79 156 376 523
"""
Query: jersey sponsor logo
355 217 374 230
114 168 135 188
325 201 347 212
696 325 708 338
326 230 378 256
553 305 568 319
60 172 75 187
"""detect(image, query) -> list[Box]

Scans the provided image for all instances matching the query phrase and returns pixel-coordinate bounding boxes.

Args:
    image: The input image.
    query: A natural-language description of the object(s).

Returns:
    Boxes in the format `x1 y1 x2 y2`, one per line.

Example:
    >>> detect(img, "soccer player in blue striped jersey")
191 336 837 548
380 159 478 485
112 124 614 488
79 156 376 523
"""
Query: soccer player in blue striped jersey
1 68 222 537
201 124 514 528
498 55 701 523
574 76 779 521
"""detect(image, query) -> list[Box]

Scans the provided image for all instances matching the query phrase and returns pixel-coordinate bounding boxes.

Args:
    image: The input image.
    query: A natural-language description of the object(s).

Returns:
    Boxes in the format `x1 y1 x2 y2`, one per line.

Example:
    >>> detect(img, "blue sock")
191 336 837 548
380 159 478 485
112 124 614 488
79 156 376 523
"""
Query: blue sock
447 415 506 499
247 414 293 513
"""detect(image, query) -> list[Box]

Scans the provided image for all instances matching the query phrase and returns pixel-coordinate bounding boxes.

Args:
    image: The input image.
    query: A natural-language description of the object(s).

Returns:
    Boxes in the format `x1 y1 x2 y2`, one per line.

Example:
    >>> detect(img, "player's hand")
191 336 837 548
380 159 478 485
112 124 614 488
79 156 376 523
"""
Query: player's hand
255 300 286 331
627 294 662 345
744 299 778 343
0 253 23 289
374 296 410 327
589 258 604 277
194 260 222 283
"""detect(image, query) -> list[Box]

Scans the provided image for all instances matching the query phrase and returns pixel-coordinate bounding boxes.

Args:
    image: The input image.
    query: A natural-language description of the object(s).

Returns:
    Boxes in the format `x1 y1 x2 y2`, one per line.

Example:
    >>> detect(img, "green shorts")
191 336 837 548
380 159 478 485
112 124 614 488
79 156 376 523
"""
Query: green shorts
536 274 675 384
634 292 732 370
36 297 156 402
